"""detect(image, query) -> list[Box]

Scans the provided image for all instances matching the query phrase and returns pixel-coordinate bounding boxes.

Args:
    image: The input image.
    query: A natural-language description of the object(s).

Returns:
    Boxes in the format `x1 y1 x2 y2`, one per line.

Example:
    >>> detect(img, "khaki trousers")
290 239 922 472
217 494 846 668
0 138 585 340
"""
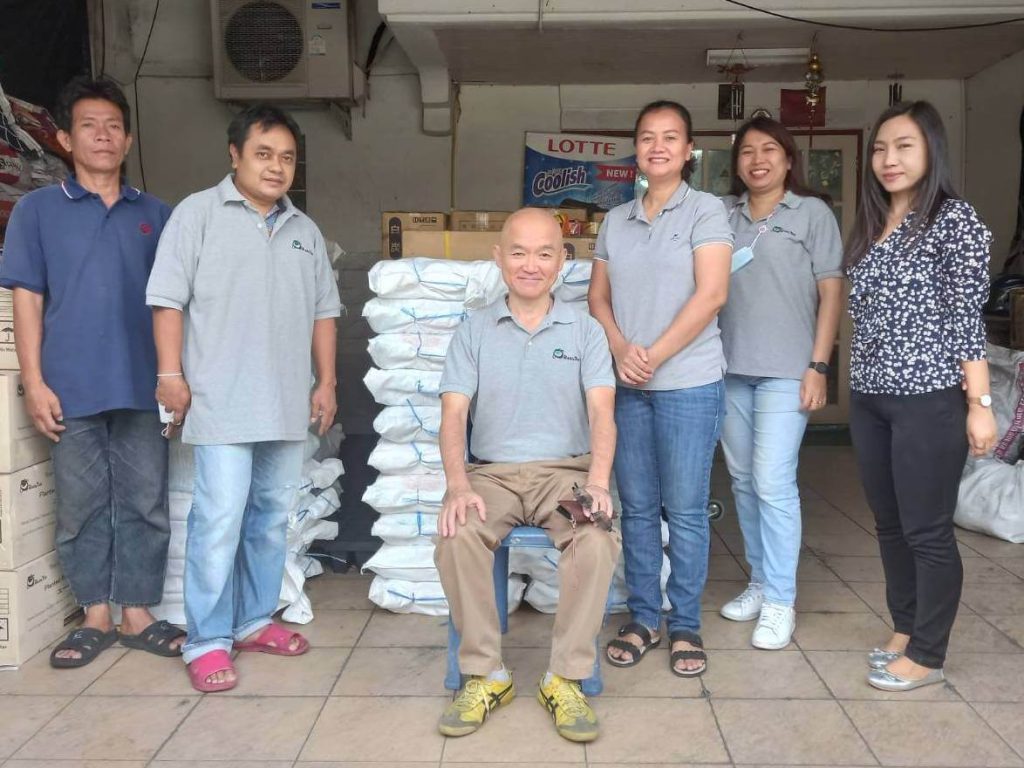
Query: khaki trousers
434 455 622 680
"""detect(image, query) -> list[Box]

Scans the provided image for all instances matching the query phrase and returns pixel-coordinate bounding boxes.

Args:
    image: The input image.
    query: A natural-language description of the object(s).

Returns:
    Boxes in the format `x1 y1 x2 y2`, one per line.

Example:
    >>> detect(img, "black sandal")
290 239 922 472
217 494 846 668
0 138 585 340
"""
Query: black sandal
119 620 186 657
605 621 661 667
49 627 119 669
669 630 707 678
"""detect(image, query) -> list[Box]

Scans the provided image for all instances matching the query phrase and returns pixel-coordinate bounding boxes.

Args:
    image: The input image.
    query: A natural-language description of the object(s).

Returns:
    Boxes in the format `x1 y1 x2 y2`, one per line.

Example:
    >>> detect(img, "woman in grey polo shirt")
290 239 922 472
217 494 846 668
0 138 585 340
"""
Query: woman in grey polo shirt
590 100 733 677
716 117 843 651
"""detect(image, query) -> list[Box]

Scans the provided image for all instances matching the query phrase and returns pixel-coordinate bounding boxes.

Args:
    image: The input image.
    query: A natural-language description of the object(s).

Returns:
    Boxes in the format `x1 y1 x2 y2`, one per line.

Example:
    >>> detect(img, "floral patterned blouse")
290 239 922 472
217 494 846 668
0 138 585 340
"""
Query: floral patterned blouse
847 198 992 395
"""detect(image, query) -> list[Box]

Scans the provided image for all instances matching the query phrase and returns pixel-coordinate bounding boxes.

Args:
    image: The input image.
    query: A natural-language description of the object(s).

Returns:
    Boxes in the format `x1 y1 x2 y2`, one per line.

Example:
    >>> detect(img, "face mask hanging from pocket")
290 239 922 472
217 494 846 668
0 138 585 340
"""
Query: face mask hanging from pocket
730 213 775 274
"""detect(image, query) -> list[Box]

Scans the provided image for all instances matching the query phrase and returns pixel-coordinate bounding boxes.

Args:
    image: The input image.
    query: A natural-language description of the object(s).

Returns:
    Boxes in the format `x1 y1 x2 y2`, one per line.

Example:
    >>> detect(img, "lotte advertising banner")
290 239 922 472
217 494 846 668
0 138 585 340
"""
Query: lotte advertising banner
522 132 637 210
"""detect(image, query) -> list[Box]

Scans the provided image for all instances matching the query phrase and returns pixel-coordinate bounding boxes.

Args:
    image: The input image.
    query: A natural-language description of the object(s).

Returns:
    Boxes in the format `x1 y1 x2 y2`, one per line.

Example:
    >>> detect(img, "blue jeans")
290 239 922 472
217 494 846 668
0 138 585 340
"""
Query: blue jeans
614 381 724 635
182 440 304 664
51 409 169 607
720 375 808 606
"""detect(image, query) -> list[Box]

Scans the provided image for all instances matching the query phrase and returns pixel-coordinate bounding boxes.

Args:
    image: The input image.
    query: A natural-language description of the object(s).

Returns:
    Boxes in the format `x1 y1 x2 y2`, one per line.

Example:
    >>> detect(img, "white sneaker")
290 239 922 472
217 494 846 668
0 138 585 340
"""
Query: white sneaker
720 583 763 622
751 602 795 650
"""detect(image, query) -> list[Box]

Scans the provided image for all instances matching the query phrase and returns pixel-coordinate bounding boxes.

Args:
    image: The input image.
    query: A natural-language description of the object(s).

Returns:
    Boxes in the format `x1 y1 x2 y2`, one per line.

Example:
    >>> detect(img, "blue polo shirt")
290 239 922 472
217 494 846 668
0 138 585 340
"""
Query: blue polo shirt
0 176 171 418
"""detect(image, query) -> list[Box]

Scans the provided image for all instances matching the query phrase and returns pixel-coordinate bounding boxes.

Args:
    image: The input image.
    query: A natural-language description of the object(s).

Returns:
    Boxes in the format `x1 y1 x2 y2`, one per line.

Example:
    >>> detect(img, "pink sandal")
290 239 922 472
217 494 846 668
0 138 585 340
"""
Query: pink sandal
234 623 309 656
187 649 237 693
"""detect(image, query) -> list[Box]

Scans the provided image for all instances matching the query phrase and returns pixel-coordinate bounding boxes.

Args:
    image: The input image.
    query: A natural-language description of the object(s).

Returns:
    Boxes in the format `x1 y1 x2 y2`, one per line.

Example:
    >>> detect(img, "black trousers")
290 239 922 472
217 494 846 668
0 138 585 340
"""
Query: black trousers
849 387 968 669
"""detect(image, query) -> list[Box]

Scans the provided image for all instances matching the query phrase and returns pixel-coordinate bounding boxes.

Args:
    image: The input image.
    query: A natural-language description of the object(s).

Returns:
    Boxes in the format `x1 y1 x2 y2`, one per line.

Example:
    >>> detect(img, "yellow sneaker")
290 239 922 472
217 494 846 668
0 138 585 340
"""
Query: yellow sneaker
438 675 515 737
536 673 599 742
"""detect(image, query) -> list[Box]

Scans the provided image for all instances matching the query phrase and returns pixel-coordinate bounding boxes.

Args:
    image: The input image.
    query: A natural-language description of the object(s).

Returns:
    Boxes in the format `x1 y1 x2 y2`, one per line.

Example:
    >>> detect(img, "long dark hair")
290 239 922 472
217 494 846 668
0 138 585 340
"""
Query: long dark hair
843 101 959 269
728 116 829 202
633 100 697 182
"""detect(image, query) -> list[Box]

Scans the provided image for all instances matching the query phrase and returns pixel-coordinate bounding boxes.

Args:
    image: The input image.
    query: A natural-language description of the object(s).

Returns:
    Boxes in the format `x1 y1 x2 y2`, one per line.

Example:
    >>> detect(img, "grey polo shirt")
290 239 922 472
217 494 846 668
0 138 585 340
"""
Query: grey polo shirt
718 191 844 380
439 296 615 463
595 182 733 390
146 175 342 445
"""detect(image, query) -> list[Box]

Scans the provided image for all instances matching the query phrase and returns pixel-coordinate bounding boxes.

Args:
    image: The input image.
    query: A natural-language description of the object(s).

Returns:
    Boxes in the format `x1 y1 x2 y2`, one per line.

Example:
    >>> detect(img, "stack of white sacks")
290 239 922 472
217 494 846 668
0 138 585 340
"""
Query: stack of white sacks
361 257 670 616
152 426 346 626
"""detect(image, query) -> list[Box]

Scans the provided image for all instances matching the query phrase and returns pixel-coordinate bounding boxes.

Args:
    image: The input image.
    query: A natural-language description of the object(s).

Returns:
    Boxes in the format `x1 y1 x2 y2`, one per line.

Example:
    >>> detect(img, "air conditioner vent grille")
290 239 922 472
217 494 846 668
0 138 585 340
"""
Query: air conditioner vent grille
223 1 303 83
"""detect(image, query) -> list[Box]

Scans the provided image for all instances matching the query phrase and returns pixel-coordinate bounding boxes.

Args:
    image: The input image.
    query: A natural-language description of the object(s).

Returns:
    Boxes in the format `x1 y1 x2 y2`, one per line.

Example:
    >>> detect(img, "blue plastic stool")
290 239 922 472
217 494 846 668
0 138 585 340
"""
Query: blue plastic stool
444 525 608 696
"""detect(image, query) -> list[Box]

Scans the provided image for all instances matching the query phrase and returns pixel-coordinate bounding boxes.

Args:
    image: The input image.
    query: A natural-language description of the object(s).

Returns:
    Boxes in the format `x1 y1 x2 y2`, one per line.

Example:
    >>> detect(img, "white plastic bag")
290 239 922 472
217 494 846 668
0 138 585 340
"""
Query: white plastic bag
368 438 443 474
303 457 345 490
369 576 449 615
363 367 442 407
371 511 439 544
368 574 526 616
955 344 1024 542
368 332 452 371
955 459 1024 543
363 298 468 334
363 542 440 581
368 258 499 302
373 404 441 443
363 473 446 514
556 259 593 303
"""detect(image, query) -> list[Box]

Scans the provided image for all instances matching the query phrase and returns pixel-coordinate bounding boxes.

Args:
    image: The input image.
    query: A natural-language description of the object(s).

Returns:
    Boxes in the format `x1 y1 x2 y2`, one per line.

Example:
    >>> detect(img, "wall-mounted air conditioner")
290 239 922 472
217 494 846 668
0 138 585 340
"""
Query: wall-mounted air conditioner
211 0 356 101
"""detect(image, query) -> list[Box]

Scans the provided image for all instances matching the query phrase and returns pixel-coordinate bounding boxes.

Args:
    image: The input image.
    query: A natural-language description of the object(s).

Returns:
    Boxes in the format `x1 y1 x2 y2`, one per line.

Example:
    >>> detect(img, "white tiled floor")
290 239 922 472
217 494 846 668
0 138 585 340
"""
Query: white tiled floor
2 446 1022 767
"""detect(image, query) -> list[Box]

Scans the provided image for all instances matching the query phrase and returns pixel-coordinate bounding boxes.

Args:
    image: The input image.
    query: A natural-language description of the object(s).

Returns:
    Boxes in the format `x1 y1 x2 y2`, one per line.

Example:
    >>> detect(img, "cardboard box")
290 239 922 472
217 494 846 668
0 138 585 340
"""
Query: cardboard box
0 549 81 668
380 211 446 232
563 236 598 260
0 461 57 570
0 371 52 474
0 288 17 371
381 212 447 259
391 231 498 261
390 230 594 261
449 210 511 232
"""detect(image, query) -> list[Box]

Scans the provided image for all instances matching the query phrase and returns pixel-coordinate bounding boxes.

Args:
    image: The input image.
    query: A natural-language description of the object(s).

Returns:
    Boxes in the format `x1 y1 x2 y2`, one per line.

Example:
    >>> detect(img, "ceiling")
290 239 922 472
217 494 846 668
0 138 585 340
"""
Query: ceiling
378 1 1024 133
434 24 1024 85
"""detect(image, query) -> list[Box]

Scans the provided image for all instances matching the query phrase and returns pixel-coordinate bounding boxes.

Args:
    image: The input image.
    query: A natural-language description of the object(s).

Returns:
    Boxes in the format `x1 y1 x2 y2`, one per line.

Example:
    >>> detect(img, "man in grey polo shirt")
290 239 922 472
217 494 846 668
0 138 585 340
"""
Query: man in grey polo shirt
146 104 341 693
434 207 620 743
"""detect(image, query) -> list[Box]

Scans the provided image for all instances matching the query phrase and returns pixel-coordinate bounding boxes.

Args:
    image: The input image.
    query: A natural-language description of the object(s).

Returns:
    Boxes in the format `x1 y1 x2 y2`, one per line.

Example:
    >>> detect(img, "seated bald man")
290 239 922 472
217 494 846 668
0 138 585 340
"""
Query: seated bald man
434 207 621 743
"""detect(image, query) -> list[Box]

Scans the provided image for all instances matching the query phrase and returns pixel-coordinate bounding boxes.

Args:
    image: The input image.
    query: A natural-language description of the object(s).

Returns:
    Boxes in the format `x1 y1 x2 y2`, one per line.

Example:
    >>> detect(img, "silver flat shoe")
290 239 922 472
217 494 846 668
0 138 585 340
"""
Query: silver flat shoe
867 648 902 670
867 666 945 692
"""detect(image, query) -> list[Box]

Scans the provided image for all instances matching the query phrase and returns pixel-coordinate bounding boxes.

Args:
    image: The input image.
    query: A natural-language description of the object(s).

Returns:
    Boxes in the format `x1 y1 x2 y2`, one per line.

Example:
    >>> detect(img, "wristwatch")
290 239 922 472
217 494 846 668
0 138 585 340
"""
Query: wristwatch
967 394 993 408
808 361 830 375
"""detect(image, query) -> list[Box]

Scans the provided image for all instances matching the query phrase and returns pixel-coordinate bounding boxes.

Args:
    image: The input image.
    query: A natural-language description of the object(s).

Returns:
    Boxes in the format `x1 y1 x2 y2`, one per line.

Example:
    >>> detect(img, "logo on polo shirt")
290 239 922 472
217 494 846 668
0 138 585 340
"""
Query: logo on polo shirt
139 222 153 235
772 225 797 237
552 348 581 362
292 239 314 255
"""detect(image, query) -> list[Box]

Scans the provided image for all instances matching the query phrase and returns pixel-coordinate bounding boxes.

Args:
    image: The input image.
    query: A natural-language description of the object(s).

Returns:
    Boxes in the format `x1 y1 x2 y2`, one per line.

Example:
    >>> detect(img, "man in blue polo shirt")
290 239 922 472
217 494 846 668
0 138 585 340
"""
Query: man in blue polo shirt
0 76 184 668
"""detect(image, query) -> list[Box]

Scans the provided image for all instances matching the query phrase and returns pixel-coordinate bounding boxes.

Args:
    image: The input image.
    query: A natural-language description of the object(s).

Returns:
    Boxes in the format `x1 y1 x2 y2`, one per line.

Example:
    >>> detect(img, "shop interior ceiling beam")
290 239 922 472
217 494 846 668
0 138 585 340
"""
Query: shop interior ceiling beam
380 0 1023 86
377 0 1024 27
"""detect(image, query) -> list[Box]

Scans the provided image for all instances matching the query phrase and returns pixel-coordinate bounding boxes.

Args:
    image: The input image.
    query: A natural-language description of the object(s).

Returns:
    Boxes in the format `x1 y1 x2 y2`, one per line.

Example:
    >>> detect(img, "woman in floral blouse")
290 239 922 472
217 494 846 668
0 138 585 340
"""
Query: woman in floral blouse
845 101 998 692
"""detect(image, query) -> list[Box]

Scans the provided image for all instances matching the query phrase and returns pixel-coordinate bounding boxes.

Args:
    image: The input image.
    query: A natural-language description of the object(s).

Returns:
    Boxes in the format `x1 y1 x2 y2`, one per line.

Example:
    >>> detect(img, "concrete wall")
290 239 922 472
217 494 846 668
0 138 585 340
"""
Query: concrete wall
454 79 967 210
96 0 452 433
93 0 1021 432
966 49 1024 273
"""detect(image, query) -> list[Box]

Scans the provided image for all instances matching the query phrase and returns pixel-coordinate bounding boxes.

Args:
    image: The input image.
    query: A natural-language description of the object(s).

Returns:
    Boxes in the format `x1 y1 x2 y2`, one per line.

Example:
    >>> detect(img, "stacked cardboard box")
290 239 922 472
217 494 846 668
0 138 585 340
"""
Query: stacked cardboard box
381 209 603 261
0 299 77 667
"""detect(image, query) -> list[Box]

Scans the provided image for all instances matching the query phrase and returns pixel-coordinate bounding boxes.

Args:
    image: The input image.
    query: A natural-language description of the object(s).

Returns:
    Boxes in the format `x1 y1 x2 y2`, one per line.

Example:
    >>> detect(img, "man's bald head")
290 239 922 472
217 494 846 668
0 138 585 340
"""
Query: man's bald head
493 207 565 303
499 207 563 250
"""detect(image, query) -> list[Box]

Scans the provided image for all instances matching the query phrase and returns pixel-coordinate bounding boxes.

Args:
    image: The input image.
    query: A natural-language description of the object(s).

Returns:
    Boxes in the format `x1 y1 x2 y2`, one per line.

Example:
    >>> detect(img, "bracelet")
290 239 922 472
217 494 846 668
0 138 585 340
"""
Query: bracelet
156 372 183 378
